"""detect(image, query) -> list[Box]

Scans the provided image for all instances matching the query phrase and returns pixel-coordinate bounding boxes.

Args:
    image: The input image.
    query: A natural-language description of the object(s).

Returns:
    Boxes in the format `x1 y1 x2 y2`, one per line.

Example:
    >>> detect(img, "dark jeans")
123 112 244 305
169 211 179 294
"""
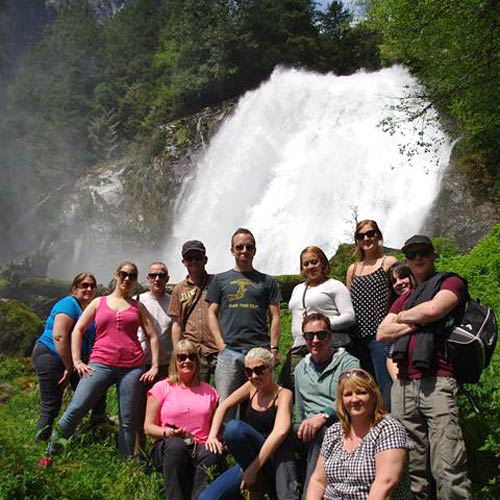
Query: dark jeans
199 351 218 383
349 336 392 410
199 420 299 500
150 437 221 500
293 425 326 499
32 342 107 441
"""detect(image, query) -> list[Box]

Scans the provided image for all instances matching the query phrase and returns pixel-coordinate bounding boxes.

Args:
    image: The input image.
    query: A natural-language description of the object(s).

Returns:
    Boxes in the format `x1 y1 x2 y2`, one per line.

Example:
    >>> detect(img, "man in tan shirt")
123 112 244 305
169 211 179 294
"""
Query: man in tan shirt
168 240 218 381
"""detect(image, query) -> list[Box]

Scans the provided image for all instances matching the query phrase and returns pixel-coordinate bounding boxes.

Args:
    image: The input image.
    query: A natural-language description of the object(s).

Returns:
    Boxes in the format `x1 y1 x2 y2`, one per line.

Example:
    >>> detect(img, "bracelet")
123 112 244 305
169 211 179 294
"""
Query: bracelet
396 312 403 324
270 346 278 350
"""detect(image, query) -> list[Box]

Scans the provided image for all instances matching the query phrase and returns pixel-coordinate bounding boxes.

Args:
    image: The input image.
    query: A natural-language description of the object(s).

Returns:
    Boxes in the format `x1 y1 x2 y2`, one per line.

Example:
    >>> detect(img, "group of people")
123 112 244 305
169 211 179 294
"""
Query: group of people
32 222 472 499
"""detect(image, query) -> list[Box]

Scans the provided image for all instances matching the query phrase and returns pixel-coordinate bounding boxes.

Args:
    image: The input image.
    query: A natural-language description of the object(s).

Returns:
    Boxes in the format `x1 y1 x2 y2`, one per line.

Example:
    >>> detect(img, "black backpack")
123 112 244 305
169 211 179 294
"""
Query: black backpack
447 297 498 384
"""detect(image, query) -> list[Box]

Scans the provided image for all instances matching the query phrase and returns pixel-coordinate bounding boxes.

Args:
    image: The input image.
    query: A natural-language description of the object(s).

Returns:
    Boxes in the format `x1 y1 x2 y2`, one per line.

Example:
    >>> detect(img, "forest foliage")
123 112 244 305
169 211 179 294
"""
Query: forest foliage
367 0 500 199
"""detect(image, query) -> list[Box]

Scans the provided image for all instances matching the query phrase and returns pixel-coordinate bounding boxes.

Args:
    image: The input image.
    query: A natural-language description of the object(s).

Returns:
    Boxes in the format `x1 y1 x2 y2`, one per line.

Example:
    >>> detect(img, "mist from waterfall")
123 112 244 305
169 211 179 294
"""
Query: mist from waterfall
164 66 450 280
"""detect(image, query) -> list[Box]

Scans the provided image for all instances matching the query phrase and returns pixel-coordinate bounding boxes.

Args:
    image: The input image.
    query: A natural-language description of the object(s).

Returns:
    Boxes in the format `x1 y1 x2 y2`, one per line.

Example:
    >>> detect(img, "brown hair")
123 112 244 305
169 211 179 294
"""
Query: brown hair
168 339 200 386
353 219 384 260
336 368 386 436
301 312 332 332
231 227 256 248
70 272 96 294
115 261 138 276
299 245 331 278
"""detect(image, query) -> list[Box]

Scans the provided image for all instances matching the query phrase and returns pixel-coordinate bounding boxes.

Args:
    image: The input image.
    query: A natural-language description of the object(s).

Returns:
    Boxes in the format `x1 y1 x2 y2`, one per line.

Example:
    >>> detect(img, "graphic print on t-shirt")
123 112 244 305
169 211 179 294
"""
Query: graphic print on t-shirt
227 278 261 304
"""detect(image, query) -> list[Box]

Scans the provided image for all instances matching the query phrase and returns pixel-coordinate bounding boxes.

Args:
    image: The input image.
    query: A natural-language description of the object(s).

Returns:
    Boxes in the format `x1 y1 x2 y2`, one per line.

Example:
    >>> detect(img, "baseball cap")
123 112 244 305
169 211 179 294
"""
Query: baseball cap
182 240 206 257
401 235 435 253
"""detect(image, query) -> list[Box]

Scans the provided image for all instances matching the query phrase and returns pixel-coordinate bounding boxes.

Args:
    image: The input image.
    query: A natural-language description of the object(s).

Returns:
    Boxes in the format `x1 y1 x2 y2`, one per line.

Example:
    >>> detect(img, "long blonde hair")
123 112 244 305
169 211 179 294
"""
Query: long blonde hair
168 339 201 386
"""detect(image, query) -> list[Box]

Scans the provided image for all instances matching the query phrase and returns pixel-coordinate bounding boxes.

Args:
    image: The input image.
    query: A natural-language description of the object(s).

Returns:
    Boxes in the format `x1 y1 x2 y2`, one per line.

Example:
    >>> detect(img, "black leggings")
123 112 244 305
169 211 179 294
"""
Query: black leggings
32 342 106 441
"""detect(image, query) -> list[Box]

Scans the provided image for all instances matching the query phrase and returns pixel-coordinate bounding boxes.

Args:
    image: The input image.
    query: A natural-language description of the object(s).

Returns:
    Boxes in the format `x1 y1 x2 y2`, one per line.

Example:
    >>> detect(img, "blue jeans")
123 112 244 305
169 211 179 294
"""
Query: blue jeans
51 362 143 457
199 420 298 500
368 339 392 410
215 348 247 418
351 336 392 410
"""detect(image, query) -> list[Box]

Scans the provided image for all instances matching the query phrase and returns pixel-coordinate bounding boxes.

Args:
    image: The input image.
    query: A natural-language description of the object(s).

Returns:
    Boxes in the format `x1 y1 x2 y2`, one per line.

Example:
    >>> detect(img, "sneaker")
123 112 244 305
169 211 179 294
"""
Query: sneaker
37 456 52 468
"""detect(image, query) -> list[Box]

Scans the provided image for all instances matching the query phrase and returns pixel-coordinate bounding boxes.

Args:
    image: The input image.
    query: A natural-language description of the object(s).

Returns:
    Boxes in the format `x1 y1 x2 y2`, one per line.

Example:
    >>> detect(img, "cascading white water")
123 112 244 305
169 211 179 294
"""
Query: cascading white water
165 66 450 280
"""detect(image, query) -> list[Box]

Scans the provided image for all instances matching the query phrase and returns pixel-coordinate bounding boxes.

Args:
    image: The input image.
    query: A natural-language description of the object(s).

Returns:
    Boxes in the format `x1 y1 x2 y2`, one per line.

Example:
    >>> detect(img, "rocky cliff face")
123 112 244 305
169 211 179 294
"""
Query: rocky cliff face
422 159 499 251
46 0 137 23
47 100 236 281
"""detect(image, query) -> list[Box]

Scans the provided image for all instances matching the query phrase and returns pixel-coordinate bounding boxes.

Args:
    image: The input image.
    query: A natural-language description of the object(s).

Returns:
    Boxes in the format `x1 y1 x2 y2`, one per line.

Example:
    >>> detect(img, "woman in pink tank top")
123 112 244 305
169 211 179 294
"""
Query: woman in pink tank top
44 261 160 461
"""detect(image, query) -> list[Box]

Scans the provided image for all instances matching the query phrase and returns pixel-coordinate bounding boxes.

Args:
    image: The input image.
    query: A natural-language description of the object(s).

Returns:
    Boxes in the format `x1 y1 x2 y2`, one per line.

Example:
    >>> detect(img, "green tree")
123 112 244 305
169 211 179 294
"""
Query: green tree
368 0 500 198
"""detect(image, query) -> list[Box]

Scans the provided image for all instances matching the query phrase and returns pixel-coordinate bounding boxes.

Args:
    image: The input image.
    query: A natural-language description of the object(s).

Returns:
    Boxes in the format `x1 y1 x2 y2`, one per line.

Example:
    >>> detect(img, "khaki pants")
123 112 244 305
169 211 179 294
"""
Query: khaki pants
391 377 471 500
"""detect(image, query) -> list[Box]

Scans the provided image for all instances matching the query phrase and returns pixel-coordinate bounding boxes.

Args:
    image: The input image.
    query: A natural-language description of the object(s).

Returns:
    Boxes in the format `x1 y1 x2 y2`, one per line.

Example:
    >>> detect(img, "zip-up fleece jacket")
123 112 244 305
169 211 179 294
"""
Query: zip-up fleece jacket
294 348 360 424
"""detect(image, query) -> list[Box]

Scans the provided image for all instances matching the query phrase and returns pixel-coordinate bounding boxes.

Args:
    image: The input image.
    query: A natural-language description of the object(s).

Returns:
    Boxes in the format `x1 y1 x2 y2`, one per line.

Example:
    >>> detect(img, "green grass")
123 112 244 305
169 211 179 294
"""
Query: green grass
0 225 498 498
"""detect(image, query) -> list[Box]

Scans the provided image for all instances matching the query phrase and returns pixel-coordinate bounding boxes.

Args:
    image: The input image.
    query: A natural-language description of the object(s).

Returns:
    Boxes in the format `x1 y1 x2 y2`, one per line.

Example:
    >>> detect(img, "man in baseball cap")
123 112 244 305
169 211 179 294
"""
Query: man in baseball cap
377 235 471 499
168 240 218 382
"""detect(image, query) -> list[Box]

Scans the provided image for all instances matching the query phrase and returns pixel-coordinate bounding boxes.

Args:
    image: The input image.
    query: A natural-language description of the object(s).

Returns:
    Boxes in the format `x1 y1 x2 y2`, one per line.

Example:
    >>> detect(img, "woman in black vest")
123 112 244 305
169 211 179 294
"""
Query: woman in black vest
200 348 298 500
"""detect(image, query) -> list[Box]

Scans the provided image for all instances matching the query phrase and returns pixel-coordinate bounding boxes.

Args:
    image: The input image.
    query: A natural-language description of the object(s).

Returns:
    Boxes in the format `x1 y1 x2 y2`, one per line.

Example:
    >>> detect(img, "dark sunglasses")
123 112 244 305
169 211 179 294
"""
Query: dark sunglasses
404 248 433 260
183 254 204 262
176 353 198 362
339 368 370 381
118 270 138 281
79 282 96 290
303 330 329 341
355 229 377 241
244 365 269 378
148 272 168 279
234 244 255 252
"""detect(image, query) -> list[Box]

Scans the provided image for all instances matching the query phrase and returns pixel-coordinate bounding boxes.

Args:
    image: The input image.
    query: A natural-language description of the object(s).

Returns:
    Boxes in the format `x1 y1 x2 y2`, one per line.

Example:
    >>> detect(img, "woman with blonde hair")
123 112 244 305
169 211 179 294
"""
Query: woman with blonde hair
346 220 397 407
201 347 298 499
280 246 355 392
145 339 220 500
46 261 159 459
307 368 412 499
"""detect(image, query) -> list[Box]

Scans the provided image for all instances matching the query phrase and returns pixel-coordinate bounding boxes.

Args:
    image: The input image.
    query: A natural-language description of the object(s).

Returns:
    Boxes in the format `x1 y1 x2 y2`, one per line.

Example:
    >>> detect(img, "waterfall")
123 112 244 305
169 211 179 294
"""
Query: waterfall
164 66 450 280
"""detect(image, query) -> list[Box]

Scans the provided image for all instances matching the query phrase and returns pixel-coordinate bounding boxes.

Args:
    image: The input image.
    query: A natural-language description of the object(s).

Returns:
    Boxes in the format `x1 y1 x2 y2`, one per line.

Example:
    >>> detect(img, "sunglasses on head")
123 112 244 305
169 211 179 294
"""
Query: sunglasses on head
244 365 269 378
404 248 433 260
79 282 96 290
183 254 204 262
176 353 197 362
355 229 377 241
119 270 137 281
339 368 370 381
234 243 255 252
148 272 168 279
303 330 329 341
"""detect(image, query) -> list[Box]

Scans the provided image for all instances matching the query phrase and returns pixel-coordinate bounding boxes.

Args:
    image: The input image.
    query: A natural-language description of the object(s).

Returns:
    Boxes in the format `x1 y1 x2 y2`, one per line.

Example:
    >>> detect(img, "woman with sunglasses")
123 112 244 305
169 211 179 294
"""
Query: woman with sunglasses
200 347 298 500
145 339 220 500
32 272 109 447
346 220 397 407
46 262 160 459
307 368 412 500
280 246 355 393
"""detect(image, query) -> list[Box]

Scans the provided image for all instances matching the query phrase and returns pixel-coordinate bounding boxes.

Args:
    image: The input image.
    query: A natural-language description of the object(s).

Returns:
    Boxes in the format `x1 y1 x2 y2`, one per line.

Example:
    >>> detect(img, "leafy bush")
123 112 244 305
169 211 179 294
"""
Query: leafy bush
435 224 500 497
0 300 43 356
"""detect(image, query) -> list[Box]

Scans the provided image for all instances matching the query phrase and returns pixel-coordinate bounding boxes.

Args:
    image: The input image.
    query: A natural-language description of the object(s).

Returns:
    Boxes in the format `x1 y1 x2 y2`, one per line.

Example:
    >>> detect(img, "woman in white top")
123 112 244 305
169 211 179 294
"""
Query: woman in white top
279 246 355 392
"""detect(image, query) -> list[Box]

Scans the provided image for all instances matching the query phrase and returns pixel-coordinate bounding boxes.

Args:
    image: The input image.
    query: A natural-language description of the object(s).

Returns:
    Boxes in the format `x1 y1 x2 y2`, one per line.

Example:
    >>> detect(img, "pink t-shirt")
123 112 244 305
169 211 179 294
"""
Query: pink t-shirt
90 297 145 367
148 380 219 443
